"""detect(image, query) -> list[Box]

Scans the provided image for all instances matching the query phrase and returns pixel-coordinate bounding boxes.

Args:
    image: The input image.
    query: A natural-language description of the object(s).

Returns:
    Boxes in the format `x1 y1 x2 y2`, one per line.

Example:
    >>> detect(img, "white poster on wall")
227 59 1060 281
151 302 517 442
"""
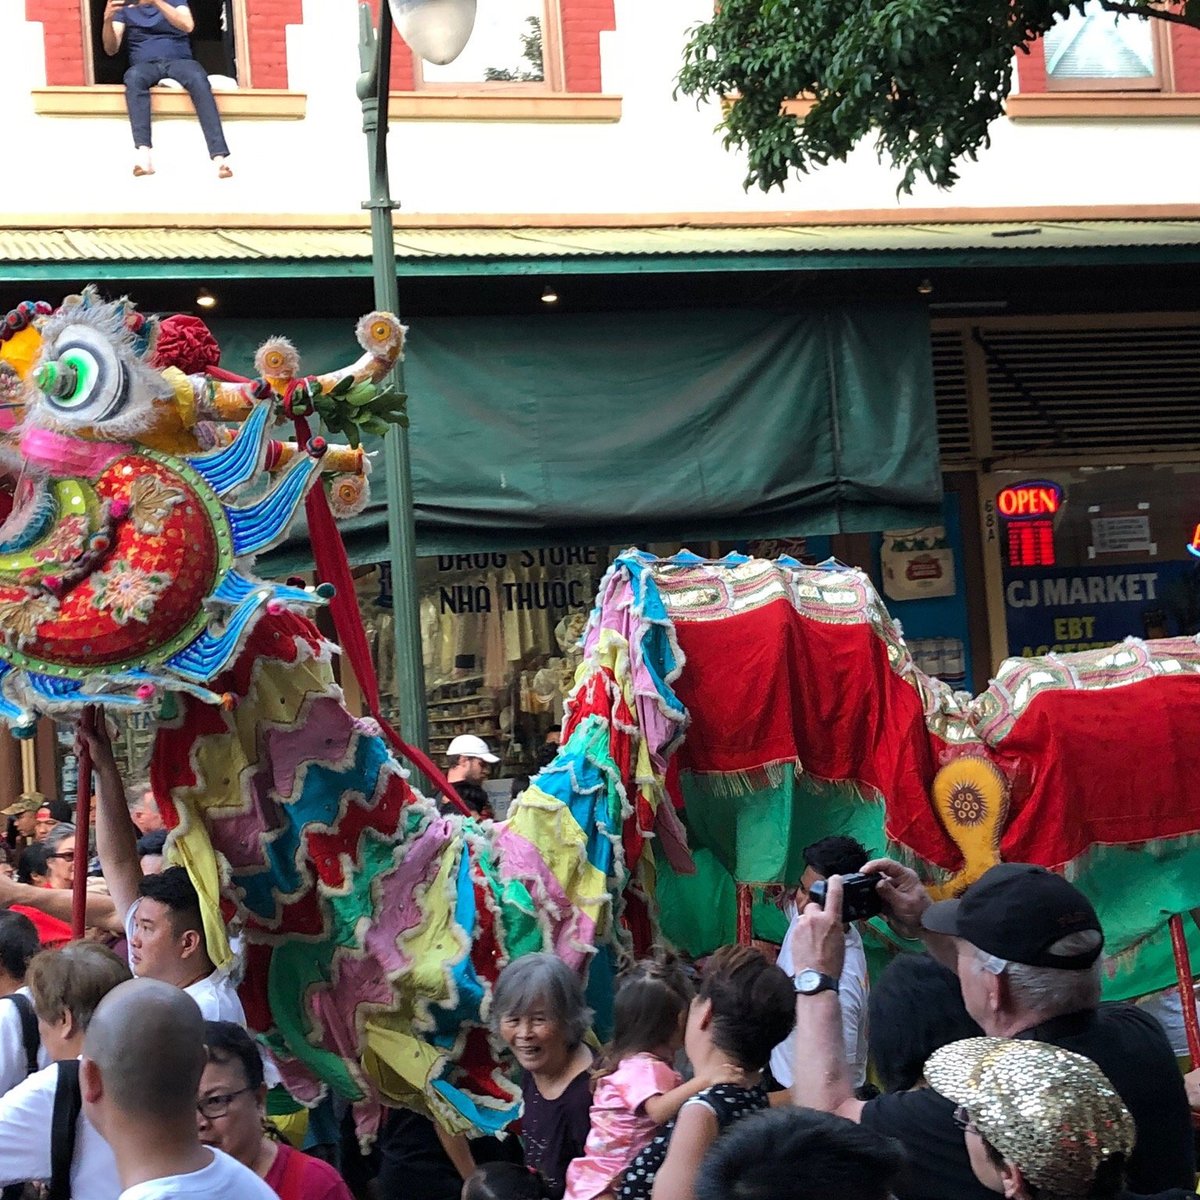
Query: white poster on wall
881 527 956 600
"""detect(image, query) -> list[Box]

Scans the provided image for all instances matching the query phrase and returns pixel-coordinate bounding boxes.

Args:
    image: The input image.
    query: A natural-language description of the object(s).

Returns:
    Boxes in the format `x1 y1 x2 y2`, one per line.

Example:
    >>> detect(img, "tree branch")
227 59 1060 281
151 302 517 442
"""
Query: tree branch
1097 1 1200 29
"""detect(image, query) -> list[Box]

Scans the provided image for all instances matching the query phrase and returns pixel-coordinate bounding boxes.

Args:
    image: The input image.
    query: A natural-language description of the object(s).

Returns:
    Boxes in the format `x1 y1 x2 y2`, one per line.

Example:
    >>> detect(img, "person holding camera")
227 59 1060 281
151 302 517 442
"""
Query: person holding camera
768 836 872 1092
102 0 232 179
787 863 1195 1200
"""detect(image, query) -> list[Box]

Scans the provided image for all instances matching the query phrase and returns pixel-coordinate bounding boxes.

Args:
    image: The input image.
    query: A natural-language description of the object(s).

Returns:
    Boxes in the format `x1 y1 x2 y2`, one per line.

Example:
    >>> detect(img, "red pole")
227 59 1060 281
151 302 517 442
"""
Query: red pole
71 706 96 940
736 883 753 946
1168 913 1200 1063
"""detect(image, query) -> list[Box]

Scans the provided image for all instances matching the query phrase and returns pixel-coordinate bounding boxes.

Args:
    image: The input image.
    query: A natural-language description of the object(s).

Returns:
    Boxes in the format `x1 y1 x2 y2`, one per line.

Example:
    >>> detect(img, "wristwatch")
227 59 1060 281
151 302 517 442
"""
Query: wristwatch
793 968 839 996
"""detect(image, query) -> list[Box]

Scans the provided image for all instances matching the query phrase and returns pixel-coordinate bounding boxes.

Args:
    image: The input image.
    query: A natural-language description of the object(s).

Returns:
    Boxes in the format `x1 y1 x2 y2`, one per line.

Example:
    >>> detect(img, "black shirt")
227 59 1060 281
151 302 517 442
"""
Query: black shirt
521 1066 592 1200
1018 1005 1195 1195
863 1004 1196 1200
862 1087 997 1200
618 1083 769 1200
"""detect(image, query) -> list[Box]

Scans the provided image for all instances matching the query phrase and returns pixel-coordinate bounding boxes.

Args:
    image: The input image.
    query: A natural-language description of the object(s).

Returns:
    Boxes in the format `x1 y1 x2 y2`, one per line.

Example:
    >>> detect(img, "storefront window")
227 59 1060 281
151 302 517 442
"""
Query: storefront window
991 463 1200 657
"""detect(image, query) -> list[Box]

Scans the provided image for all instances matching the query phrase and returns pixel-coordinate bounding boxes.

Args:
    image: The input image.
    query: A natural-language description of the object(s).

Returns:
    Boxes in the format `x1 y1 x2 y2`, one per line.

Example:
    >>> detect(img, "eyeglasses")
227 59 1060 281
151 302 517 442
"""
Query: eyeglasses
197 1087 254 1119
47 851 75 862
952 1105 980 1136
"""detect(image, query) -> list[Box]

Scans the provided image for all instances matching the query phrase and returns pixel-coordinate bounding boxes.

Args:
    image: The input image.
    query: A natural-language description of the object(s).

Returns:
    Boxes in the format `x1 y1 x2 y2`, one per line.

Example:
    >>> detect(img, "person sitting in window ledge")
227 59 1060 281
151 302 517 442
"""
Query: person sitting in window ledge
102 0 232 179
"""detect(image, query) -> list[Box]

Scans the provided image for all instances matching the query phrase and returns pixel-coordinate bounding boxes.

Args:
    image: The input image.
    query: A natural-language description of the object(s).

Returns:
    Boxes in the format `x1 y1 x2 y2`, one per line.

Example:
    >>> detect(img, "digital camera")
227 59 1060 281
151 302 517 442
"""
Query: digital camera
808 872 883 922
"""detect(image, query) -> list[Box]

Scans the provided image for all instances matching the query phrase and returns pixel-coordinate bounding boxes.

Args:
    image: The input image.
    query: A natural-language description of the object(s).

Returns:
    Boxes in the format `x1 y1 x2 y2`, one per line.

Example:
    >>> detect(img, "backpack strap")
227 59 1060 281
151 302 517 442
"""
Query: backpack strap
48 1059 82 1200
2 993 39 1077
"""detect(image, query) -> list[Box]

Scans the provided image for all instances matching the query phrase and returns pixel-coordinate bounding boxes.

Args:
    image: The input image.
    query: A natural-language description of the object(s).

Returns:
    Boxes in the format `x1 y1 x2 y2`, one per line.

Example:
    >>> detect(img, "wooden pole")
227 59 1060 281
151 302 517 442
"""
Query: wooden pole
1168 913 1200 1063
71 706 96 939
736 883 753 946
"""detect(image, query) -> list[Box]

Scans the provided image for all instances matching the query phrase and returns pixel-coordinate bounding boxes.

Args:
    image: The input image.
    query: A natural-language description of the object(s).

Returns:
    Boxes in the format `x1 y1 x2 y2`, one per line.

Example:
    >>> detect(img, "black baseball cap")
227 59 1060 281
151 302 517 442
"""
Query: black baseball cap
922 863 1103 969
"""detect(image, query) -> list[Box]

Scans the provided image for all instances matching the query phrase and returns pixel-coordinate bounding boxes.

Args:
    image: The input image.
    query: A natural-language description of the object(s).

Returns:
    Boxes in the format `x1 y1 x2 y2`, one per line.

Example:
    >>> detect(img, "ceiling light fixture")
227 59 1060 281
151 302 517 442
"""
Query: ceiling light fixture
196 289 217 310
916 278 934 296
541 285 559 305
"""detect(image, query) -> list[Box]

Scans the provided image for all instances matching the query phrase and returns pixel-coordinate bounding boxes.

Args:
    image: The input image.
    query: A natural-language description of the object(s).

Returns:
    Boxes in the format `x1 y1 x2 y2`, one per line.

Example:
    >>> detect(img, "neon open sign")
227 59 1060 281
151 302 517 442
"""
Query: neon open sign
1189 524 1200 559
996 481 1063 520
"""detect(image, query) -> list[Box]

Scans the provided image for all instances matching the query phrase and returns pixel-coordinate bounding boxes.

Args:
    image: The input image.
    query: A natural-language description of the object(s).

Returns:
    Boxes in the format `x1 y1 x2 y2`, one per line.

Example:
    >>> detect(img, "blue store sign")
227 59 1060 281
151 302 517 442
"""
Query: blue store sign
1004 560 1200 656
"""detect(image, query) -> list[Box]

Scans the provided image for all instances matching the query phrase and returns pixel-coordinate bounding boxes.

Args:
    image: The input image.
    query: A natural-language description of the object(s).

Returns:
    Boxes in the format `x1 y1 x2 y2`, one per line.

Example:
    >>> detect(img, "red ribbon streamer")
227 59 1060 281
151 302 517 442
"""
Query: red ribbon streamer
298 431 469 816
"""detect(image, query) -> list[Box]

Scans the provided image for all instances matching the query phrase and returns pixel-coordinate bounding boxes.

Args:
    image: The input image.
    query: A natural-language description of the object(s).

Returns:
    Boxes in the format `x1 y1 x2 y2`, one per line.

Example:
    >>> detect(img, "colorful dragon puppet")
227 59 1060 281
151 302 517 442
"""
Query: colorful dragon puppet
0 289 666 1144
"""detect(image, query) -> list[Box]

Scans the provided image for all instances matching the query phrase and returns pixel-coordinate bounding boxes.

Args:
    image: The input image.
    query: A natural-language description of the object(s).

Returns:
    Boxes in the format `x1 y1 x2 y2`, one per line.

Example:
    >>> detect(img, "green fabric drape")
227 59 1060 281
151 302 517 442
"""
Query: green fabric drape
209 304 940 574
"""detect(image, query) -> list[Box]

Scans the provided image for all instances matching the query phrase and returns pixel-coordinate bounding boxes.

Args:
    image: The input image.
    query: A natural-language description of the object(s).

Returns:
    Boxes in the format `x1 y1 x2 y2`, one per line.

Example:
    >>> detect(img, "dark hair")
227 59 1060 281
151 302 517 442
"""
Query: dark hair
868 954 982 1093
534 743 558 770
802 836 869 880
463 1163 553 1200
202 1020 264 1089
698 945 794 1070
456 782 491 815
0 910 39 980
696 1108 905 1200
18 841 51 885
137 829 167 858
43 798 73 824
138 865 204 936
596 956 694 1083
510 775 530 800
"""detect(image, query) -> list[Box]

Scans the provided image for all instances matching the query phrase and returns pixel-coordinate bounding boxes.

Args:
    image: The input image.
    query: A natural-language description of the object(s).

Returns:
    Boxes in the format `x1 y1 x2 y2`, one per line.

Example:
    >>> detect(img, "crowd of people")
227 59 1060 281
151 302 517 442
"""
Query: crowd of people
4 729 1200 1200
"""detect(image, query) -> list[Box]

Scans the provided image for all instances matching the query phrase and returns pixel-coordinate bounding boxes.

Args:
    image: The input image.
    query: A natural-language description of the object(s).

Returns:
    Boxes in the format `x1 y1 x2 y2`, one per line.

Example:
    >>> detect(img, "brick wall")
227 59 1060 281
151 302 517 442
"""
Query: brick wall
1171 22 1200 91
560 0 614 93
29 0 87 86
245 0 303 89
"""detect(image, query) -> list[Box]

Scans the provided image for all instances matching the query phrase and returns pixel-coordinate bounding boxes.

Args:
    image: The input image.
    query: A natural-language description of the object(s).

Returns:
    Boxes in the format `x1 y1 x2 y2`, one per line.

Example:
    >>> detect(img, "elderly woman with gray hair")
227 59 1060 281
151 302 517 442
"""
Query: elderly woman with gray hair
492 952 595 1200
42 823 77 891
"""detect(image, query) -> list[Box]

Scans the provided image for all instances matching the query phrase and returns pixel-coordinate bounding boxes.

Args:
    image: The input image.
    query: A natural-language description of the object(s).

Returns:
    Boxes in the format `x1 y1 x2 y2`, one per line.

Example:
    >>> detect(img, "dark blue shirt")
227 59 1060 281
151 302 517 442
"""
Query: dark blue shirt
118 0 193 65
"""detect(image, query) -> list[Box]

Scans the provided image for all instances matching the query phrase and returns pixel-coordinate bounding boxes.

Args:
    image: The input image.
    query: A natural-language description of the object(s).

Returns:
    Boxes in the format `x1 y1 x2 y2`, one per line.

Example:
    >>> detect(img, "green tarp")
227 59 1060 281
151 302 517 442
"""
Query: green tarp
207 304 940 573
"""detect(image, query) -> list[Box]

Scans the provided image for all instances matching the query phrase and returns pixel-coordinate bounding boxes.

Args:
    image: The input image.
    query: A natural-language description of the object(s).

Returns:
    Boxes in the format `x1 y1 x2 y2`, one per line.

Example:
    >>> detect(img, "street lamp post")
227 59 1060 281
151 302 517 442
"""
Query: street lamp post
356 1 428 755
356 1 476 761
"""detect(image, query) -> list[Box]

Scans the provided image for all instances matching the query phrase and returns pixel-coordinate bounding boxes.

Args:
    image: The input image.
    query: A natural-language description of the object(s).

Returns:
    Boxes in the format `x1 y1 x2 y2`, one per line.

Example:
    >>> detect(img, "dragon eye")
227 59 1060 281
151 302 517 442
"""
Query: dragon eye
34 325 128 423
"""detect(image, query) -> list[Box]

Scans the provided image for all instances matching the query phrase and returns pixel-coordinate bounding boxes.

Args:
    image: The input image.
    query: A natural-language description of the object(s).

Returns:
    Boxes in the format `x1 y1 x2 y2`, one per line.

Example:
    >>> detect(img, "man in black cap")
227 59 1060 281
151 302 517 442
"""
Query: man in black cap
788 865 1195 1199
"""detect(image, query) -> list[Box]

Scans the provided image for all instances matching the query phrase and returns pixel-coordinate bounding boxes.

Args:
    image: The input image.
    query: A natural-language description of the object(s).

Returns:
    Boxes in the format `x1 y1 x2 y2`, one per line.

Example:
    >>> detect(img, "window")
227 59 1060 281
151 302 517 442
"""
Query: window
86 0 246 86
1009 4 1200 115
1042 1 1166 91
415 0 562 91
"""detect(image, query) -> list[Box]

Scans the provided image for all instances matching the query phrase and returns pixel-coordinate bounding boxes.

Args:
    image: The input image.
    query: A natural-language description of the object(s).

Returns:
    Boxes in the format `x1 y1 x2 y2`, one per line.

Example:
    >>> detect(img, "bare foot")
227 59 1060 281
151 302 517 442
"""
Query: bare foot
215 158 233 179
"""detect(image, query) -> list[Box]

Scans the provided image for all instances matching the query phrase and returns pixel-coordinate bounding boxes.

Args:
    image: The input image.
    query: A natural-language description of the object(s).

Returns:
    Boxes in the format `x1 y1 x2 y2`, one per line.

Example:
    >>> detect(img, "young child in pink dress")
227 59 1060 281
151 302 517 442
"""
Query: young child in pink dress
563 958 727 1200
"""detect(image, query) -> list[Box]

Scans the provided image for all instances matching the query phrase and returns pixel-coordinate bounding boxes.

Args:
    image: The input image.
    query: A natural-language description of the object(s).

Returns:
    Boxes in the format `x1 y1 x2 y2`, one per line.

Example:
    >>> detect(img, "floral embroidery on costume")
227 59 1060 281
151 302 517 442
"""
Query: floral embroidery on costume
129 474 185 535
89 560 169 625
31 513 88 564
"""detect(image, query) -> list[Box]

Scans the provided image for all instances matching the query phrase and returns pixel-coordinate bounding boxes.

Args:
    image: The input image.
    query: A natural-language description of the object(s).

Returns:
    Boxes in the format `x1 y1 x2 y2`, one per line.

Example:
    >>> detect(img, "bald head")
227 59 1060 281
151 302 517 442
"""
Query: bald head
83 978 205 1123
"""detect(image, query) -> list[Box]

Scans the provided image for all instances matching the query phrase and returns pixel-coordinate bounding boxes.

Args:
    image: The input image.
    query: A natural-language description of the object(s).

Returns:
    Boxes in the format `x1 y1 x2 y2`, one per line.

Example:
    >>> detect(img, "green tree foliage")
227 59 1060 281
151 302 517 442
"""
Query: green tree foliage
677 0 1197 193
484 16 545 82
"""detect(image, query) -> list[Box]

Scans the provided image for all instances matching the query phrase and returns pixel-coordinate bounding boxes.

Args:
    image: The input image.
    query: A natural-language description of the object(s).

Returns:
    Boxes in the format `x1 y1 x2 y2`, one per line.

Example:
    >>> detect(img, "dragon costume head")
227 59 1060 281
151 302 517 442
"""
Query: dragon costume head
0 287 406 729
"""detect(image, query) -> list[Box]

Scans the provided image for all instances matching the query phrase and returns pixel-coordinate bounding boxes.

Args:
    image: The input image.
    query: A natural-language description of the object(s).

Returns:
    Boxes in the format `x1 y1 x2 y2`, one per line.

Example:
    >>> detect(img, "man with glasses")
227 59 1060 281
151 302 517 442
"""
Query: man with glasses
82 979 274 1199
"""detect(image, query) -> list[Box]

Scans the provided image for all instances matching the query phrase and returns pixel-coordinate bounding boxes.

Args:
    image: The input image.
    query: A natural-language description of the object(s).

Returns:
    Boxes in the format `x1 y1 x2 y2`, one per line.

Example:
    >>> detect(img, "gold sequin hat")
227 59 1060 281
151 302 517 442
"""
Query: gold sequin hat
925 1037 1135 1197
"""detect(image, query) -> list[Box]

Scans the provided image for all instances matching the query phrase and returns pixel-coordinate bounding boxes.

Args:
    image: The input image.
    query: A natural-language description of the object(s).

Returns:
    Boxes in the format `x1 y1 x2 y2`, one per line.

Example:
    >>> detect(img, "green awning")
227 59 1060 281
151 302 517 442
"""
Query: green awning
207 304 941 572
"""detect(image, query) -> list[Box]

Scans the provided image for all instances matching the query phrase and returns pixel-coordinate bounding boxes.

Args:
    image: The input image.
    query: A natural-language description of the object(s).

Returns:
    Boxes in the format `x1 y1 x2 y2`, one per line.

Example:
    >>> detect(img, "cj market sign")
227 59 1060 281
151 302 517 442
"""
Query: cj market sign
1004 568 1162 656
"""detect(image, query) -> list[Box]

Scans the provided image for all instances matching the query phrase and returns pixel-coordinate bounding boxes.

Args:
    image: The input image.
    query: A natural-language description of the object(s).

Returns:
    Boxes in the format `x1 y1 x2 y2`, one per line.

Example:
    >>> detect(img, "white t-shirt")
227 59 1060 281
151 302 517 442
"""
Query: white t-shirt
120 1147 277 1200
0 1060 120 1200
0 985 51 1096
770 910 870 1088
124 900 246 1024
